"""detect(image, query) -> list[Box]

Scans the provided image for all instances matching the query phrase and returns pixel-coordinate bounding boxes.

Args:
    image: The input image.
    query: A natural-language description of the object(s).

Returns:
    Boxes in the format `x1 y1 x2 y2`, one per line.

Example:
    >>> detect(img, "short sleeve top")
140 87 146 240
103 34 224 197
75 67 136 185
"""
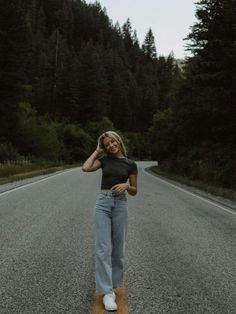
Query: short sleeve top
98 156 138 189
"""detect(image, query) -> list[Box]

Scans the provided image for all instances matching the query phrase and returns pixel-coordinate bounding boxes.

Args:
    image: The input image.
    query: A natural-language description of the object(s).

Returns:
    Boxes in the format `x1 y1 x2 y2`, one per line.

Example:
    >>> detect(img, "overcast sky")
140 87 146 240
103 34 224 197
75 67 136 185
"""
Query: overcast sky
85 0 197 59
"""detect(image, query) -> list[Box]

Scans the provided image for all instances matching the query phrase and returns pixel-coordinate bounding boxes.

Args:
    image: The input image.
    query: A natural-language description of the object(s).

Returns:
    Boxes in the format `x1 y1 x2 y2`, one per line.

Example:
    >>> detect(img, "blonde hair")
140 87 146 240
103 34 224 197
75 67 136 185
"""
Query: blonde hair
98 131 127 156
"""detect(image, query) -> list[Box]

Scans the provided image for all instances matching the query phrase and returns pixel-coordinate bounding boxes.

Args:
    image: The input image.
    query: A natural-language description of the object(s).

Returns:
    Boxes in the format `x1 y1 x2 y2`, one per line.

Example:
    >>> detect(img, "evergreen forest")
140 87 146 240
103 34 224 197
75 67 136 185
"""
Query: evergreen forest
0 0 235 189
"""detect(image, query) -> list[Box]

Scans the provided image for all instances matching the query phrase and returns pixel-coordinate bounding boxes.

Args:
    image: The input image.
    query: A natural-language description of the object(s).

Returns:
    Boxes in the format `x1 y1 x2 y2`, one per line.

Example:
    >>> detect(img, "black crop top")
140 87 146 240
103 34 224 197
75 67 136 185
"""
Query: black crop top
98 156 138 189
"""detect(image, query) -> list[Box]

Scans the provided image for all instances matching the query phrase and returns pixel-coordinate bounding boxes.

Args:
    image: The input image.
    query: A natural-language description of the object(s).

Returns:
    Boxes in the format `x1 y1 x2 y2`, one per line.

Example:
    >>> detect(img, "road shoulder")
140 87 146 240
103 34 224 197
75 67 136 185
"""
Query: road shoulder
144 166 236 211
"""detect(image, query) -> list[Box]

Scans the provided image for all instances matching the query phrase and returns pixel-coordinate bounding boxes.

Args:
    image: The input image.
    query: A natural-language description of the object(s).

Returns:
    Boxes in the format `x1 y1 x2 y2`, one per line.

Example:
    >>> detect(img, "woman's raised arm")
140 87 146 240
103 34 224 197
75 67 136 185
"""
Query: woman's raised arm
82 149 102 172
82 142 103 172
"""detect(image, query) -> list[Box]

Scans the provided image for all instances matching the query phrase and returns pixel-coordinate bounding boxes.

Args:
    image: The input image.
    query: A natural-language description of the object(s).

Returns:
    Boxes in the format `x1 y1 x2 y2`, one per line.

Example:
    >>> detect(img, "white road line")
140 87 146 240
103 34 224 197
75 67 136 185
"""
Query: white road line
143 168 236 216
0 168 78 197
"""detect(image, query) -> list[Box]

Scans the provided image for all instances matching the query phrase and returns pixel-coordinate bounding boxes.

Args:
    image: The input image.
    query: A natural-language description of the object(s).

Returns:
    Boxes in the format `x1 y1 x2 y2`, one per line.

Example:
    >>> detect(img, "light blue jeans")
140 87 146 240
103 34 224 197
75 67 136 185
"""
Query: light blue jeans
94 191 128 294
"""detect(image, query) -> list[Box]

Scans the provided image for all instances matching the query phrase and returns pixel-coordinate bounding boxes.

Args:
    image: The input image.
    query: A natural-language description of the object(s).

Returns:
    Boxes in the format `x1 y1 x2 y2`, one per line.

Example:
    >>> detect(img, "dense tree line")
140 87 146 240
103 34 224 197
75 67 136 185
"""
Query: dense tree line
0 0 235 189
0 0 178 159
150 0 236 188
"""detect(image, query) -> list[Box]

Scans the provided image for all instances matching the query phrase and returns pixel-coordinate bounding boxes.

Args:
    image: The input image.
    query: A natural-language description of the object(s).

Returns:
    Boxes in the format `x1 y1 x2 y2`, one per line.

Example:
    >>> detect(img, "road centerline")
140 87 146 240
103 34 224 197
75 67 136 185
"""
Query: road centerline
94 288 129 313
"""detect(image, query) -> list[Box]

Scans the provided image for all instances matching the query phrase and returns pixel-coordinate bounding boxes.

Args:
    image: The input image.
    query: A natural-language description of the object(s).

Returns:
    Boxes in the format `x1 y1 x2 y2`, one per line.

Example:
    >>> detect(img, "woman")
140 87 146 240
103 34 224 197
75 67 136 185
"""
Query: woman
82 131 138 311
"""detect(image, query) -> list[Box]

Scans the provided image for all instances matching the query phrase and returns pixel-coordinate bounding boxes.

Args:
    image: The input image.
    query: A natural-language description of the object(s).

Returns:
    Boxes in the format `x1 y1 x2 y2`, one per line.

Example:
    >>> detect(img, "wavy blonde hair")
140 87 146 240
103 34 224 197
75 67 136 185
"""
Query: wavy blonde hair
98 131 127 157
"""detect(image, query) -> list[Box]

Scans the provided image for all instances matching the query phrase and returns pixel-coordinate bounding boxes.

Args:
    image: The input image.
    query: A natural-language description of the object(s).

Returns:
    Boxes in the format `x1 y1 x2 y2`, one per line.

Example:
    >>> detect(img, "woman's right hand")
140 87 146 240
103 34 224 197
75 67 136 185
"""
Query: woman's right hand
95 141 104 155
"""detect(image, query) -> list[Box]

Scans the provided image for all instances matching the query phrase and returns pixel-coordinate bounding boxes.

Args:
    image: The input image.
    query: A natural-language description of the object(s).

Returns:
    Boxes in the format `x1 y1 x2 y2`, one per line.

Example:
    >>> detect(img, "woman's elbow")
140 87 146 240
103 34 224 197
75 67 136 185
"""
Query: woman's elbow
82 165 88 172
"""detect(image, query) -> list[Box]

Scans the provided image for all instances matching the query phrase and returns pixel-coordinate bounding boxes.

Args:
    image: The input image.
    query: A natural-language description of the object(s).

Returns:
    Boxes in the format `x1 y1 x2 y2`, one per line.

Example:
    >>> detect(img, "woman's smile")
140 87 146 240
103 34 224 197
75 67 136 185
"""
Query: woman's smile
103 138 119 154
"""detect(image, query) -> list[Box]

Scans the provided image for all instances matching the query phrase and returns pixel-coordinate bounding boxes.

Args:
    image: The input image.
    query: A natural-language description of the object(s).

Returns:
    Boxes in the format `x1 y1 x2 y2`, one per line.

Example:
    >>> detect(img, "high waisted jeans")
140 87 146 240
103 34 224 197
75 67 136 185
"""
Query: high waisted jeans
94 191 128 294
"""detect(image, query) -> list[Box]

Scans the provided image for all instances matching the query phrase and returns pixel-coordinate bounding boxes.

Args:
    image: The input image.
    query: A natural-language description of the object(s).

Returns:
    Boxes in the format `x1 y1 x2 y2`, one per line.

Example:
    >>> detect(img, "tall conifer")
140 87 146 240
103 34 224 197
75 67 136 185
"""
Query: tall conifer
142 28 157 59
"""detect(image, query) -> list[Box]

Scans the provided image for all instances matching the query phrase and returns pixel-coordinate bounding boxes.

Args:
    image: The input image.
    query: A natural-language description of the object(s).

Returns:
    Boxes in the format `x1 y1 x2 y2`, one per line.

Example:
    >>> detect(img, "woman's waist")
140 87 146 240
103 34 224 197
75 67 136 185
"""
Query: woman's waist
100 189 126 197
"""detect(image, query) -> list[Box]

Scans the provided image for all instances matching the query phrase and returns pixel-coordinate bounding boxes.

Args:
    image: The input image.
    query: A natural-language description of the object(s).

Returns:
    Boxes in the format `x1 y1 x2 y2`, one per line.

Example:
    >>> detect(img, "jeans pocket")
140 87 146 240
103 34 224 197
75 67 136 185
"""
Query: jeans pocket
96 193 108 206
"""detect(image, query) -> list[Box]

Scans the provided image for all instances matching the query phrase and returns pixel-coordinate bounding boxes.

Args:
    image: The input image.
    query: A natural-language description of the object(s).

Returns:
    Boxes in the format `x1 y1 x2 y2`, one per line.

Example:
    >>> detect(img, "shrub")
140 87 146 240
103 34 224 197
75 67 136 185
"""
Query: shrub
62 124 93 162
84 116 115 144
124 132 151 160
0 142 19 162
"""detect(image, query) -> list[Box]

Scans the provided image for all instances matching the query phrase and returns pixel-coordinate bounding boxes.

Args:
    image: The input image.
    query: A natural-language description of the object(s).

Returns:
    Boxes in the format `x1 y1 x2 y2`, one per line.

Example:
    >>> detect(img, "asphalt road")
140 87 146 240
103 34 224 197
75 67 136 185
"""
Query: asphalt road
0 163 235 314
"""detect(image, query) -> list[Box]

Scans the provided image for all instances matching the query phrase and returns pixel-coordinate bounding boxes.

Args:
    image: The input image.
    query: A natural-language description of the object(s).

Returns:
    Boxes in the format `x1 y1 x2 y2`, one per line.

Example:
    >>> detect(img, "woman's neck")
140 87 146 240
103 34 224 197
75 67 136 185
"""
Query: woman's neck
110 151 125 159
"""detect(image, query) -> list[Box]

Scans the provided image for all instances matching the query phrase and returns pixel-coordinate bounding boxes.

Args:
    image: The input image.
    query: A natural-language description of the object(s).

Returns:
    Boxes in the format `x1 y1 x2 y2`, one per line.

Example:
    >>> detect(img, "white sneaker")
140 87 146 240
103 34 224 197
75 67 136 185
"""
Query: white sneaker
103 292 117 311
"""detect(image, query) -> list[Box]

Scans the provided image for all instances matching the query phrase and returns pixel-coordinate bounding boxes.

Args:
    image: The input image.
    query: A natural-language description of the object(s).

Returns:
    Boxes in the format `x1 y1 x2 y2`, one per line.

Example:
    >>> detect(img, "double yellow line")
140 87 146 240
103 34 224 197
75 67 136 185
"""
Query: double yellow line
93 288 129 313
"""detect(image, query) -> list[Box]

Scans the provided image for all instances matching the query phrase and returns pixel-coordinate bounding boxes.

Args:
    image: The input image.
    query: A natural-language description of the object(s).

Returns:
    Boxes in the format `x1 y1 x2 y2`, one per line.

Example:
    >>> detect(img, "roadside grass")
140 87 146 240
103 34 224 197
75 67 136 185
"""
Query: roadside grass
149 166 236 202
0 161 80 185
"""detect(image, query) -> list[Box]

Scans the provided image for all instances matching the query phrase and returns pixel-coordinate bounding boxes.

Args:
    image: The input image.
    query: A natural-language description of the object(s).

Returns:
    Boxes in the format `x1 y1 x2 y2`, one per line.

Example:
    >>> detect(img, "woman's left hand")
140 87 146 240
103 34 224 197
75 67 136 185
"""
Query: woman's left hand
110 183 129 193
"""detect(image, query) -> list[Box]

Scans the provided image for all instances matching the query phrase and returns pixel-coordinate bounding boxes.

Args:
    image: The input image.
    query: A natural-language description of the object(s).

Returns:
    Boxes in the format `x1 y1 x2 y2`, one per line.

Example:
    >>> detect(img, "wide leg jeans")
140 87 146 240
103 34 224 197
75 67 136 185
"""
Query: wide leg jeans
95 191 128 294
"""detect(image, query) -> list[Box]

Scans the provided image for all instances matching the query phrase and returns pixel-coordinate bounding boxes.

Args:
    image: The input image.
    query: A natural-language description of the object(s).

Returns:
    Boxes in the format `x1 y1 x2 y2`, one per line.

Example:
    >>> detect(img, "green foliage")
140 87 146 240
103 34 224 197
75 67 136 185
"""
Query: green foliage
149 108 178 161
61 123 92 162
124 132 151 160
0 0 179 141
15 102 94 163
148 0 236 188
0 143 19 163
16 102 62 161
84 117 115 142
0 160 70 181
110 74 130 130
76 41 110 122
142 28 157 59
35 120 62 160
0 0 30 141
0 159 32 178
1 0 234 190
184 0 236 149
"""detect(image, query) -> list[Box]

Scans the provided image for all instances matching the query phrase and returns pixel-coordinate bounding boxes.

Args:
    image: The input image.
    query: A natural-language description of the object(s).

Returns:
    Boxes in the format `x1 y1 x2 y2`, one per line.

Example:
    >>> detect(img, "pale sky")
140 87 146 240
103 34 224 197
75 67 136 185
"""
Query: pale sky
85 0 197 59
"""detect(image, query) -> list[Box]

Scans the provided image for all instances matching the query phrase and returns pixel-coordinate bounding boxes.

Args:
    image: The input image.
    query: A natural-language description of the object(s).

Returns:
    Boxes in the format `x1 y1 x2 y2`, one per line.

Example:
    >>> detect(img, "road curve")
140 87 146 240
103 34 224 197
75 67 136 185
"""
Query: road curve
0 162 235 314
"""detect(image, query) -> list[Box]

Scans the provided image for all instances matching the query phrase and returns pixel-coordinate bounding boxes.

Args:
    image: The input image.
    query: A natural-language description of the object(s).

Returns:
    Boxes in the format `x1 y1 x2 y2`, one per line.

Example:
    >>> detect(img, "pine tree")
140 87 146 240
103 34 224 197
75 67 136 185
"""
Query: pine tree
110 74 130 130
122 18 133 44
185 0 236 147
0 0 183 163
56 51 80 121
0 0 31 142
142 28 157 59
161 0 236 187
157 53 177 109
76 41 109 123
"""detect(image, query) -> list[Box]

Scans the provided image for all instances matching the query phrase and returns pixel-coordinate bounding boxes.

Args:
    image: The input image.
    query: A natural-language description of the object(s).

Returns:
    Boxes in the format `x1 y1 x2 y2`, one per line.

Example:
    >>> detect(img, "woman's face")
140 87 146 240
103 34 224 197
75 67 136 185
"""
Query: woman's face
102 136 120 154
